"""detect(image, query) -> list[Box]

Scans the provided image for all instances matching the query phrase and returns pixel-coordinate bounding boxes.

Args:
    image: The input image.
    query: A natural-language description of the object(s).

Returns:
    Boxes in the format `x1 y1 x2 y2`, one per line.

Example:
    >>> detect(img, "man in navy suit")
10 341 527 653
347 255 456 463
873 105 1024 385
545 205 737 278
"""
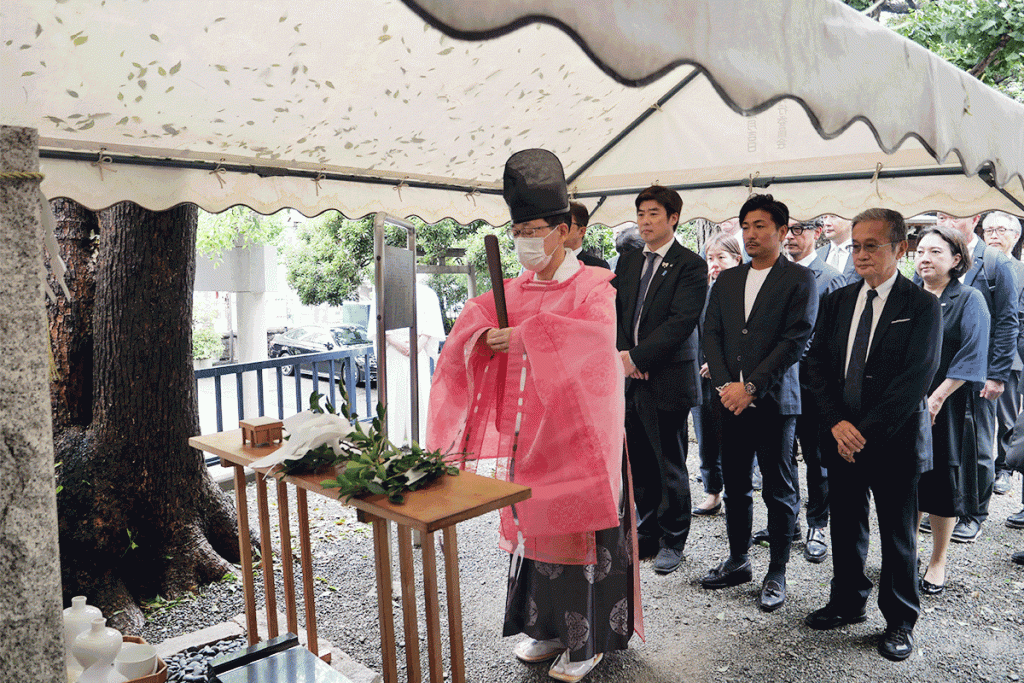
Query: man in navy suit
568 201 611 269
782 218 845 563
935 212 1018 542
614 185 707 574
700 194 817 612
817 214 858 283
804 208 941 662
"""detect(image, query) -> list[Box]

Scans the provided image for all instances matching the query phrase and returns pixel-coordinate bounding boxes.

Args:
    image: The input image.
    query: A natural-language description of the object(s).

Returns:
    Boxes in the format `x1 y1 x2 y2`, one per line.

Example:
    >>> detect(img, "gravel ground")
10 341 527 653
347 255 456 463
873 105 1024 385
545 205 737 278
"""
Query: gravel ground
142 454 1024 683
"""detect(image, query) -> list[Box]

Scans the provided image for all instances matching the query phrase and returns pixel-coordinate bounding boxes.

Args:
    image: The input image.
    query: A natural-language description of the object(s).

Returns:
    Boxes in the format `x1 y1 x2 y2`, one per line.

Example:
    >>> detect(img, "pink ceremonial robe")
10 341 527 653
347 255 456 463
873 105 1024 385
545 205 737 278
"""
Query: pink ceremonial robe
426 265 628 566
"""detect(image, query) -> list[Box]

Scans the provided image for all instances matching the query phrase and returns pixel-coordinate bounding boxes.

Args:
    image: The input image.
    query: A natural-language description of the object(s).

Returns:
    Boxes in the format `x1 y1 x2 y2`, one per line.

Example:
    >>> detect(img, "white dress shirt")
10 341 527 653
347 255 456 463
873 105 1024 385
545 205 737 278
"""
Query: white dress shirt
844 270 898 375
632 240 674 344
826 239 852 271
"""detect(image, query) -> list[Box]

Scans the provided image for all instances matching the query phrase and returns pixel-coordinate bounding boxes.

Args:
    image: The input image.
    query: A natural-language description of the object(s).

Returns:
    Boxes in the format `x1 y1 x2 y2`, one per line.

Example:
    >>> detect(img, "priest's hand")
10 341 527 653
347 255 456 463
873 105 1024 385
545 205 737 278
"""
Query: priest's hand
484 327 514 353
980 379 1004 401
718 382 754 415
831 420 865 462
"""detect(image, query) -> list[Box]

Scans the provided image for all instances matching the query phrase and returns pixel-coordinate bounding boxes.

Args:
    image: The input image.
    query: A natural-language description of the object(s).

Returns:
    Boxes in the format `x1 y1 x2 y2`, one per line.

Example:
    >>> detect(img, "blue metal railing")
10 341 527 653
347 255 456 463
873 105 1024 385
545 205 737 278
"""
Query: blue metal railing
194 347 375 464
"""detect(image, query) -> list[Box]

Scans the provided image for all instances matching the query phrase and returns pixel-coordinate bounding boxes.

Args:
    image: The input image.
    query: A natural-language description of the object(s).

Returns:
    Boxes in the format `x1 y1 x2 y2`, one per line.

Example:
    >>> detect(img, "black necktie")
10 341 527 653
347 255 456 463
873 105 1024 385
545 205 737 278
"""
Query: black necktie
843 289 878 414
632 252 659 342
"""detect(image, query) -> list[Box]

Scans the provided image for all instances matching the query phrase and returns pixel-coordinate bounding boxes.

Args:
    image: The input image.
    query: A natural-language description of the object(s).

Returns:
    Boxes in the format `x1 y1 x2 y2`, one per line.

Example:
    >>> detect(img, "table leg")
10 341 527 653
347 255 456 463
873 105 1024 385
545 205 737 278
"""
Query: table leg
296 488 318 655
396 525 422 683
441 527 465 683
255 475 278 638
421 532 443 683
232 464 258 646
276 480 299 635
372 517 399 683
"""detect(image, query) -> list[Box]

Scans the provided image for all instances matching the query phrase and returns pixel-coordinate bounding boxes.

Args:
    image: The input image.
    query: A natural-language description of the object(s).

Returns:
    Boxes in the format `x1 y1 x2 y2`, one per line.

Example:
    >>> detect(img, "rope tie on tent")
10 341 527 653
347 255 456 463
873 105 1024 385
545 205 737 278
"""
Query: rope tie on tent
91 149 115 181
313 169 326 196
393 178 408 202
569 183 578 200
465 187 480 206
0 171 45 183
870 162 883 200
747 171 760 195
648 103 663 113
210 159 227 189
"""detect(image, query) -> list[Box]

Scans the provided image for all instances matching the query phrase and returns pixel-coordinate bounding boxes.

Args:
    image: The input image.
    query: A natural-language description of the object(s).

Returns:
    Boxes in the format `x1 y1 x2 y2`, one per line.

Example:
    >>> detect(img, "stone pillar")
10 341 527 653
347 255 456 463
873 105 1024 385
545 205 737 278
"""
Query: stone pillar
237 290 268 418
0 126 65 683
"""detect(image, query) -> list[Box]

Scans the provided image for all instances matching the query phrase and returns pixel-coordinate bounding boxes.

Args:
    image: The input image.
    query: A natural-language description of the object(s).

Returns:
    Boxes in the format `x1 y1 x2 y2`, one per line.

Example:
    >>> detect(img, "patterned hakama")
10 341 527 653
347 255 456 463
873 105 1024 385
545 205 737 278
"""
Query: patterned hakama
503 477 636 662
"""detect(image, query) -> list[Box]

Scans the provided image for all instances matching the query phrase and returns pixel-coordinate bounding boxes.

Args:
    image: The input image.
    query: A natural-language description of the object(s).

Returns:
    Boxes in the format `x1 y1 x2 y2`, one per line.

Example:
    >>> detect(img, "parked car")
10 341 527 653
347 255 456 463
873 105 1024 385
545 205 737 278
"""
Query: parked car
268 324 376 385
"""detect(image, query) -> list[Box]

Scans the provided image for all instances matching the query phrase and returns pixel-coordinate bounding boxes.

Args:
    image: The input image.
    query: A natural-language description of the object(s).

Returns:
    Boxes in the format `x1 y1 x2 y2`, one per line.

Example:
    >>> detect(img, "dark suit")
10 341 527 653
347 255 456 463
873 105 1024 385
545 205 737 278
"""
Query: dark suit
995 257 1024 475
794 256 845 529
615 240 707 552
577 249 611 269
704 256 816 571
816 242 858 283
806 274 941 631
958 241 1017 523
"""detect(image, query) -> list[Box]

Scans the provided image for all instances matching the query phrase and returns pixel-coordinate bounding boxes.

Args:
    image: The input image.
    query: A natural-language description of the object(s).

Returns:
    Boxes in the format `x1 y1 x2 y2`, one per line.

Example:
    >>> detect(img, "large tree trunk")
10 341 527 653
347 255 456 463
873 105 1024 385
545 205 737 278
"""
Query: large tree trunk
53 201 243 633
48 198 98 431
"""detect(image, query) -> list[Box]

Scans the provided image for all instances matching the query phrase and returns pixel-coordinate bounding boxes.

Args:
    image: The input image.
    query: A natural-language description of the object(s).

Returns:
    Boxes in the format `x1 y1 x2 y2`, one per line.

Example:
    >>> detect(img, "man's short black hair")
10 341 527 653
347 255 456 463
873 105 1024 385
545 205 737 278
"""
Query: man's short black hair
635 185 683 229
542 212 572 230
615 225 645 255
739 193 789 229
570 201 589 228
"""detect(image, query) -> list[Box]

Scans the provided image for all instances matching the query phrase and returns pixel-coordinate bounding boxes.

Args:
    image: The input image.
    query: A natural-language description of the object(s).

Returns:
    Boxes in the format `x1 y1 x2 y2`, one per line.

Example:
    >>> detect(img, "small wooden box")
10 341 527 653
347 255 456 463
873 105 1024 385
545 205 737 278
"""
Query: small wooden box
240 418 284 447
121 635 167 683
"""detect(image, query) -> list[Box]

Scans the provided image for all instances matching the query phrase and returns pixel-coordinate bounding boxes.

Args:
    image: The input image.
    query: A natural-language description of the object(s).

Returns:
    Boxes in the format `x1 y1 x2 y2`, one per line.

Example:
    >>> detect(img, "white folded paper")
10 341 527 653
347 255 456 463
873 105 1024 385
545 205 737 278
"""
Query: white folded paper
249 411 355 470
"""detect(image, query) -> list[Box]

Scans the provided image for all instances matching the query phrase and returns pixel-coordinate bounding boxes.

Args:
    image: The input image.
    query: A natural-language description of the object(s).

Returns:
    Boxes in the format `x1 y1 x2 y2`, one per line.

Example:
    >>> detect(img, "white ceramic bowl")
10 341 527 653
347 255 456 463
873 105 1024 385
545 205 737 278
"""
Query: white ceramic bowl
114 642 157 679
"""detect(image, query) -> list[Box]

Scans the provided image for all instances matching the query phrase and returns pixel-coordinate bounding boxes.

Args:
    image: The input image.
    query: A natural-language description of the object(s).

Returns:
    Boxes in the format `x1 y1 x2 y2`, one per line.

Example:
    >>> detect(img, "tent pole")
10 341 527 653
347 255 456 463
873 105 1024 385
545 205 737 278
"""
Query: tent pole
566 69 701 186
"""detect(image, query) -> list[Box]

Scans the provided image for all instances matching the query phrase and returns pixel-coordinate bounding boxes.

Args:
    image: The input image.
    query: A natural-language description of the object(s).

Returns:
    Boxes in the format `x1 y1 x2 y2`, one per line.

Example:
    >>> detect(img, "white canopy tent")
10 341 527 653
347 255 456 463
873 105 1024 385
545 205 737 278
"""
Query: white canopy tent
3 0 1023 224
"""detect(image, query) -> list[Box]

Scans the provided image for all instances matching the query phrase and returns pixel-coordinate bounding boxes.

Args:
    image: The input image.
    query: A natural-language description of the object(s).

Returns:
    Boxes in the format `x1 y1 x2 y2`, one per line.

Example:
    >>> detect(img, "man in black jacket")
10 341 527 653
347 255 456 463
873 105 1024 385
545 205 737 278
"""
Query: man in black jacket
568 201 610 269
804 208 942 662
700 194 816 612
614 185 707 574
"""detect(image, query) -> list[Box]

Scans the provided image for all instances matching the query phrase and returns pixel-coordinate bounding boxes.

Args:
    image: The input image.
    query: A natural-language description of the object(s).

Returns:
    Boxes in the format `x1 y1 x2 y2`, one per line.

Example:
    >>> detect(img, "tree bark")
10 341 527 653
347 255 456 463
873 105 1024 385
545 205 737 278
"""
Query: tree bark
48 198 98 431
54 201 243 633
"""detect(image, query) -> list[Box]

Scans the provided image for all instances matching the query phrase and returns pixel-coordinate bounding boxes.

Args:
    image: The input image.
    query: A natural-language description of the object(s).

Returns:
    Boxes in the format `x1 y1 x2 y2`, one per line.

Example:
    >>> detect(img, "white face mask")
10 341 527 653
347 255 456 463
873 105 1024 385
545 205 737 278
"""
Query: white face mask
514 233 555 271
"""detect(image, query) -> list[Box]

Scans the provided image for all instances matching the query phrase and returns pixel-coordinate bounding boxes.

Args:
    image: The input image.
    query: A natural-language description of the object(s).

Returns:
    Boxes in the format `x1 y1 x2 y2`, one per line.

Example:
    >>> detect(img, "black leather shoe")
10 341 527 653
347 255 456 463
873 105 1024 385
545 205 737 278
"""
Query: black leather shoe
951 517 981 543
804 603 868 630
692 502 722 516
803 527 828 563
759 579 786 612
1007 508 1024 530
919 578 944 595
752 521 801 546
653 547 684 574
993 470 1012 495
700 559 753 589
1012 550 1024 566
878 627 914 661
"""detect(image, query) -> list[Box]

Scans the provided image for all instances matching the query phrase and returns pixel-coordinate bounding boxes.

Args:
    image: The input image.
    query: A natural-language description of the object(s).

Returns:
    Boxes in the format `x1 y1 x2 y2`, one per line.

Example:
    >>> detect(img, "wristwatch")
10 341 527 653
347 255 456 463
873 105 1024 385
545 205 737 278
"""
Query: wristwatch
744 381 757 396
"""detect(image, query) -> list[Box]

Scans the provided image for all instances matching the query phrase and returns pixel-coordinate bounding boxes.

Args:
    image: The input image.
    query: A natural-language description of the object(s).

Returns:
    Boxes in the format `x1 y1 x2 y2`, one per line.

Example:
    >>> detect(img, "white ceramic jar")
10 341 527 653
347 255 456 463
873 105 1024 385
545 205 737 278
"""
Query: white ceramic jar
63 596 103 675
72 618 122 683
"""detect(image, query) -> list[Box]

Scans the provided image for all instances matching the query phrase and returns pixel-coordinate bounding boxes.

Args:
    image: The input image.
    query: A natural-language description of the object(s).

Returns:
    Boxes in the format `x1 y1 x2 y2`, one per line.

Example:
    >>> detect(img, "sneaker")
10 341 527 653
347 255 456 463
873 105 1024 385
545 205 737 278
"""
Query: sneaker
878 627 914 661
514 638 565 663
994 471 1012 495
548 650 603 682
950 517 981 543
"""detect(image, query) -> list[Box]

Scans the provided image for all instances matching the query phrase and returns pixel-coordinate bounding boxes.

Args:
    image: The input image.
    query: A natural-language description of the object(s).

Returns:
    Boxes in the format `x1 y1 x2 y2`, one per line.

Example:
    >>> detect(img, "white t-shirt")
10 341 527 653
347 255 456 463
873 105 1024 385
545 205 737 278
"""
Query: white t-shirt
744 265 772 321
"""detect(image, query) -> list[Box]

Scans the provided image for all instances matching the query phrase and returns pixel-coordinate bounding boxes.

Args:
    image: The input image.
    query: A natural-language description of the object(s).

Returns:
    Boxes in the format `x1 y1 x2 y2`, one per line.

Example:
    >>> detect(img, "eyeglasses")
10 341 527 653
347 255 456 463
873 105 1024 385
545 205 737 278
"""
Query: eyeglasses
983 226 1018 236
507 225 554 239
845 241 895 255
786 225 809 236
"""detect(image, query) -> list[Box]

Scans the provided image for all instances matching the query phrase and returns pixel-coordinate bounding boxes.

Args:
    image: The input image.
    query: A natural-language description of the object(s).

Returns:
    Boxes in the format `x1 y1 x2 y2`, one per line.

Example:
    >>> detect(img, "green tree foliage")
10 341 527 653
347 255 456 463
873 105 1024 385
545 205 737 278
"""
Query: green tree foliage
283 213 623 330
196 206 286 262
844 0 1023 101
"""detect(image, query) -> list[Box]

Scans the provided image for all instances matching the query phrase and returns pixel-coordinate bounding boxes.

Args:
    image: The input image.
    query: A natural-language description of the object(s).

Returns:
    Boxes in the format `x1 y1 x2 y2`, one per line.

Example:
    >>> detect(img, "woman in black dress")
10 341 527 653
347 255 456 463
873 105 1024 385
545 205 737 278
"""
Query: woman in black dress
914 226 990 594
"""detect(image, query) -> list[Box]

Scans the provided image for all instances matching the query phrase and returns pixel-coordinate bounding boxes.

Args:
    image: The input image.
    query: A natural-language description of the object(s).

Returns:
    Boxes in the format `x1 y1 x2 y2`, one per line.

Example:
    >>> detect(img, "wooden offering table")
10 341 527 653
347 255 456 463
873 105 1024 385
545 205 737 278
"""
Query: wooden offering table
189 430 530 683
